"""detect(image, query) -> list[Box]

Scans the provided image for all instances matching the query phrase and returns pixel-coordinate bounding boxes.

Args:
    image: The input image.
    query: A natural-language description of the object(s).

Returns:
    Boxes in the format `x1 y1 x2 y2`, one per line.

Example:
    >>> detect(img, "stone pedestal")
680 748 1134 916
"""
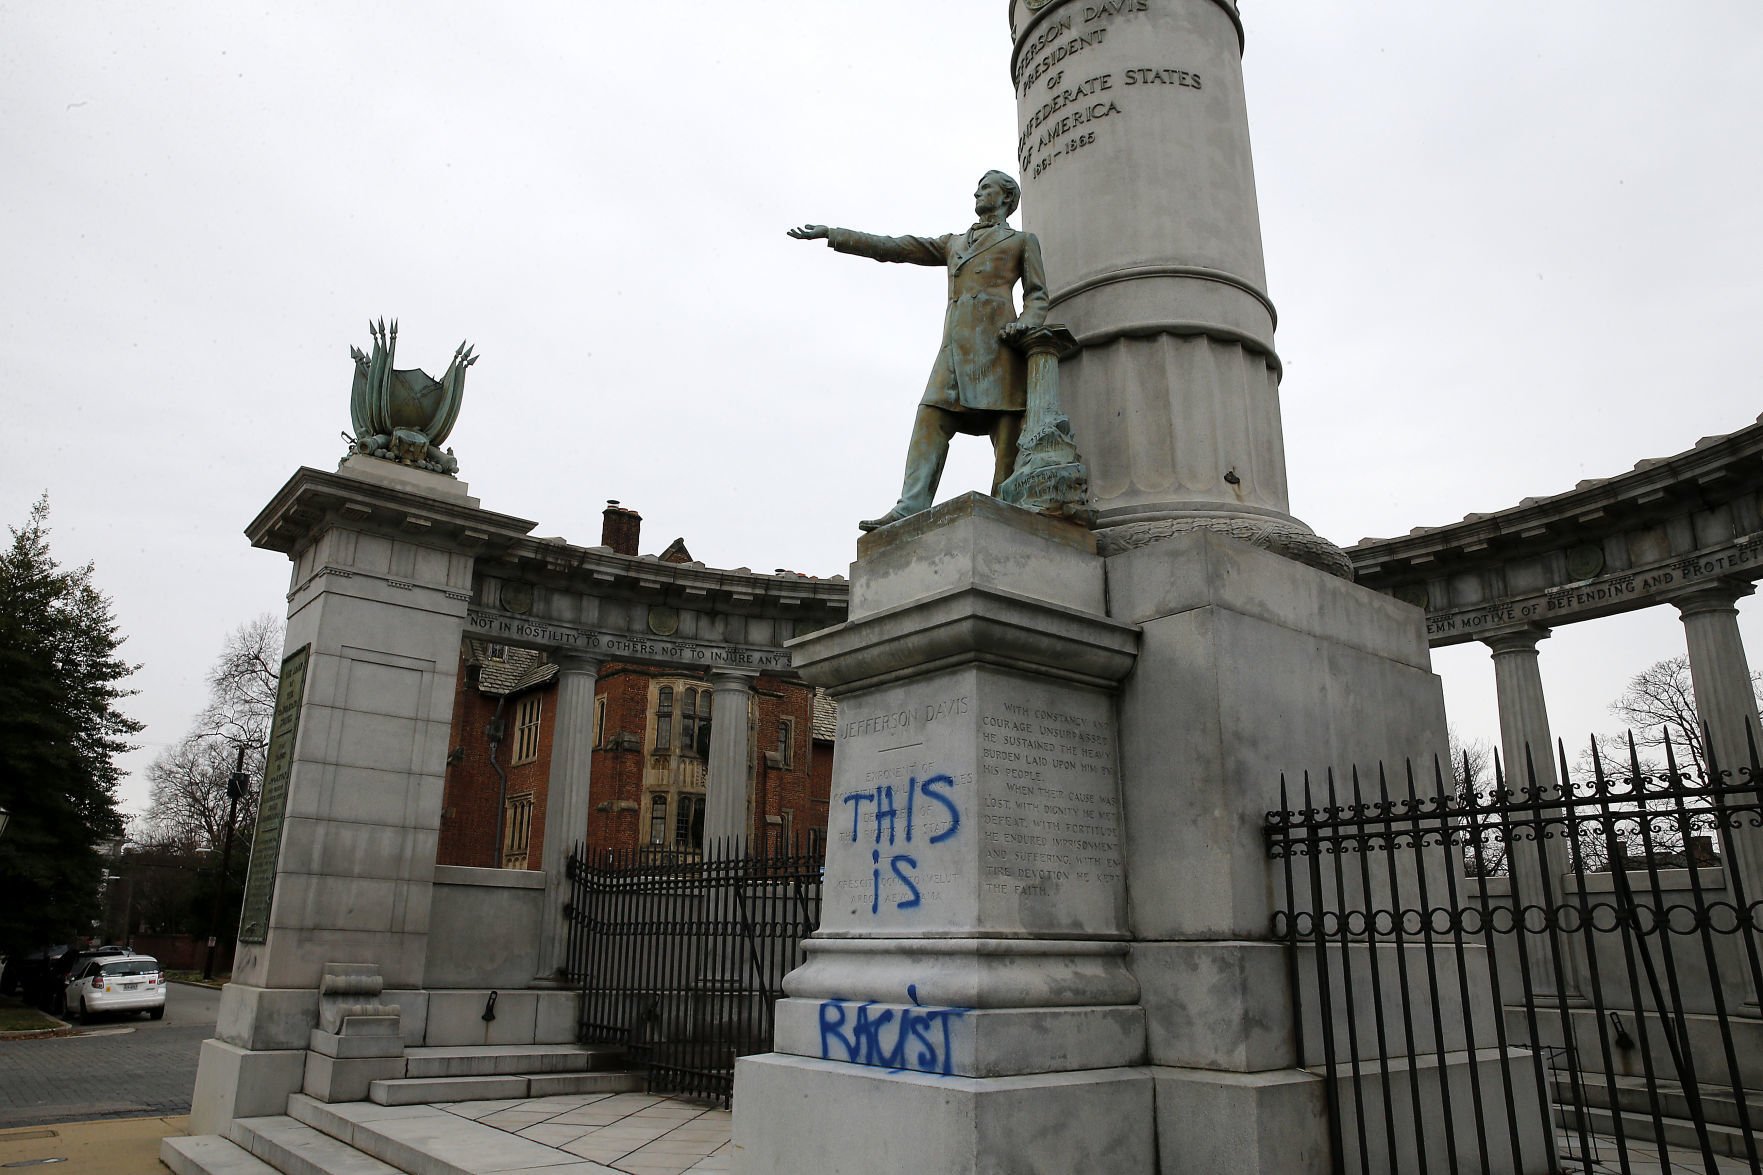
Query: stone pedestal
734 495 1152 1175
1105 530 1489 1172
189 460 535 1133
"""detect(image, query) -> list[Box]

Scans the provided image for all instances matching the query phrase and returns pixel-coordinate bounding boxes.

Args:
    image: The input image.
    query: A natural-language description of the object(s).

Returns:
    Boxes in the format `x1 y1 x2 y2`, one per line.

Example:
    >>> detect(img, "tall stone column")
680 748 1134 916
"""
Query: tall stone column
190 459 534 1133
1671 582 1763 911
535 652 601 982
1485 628 1581 999
704 670 756 846
1012 0 1348 577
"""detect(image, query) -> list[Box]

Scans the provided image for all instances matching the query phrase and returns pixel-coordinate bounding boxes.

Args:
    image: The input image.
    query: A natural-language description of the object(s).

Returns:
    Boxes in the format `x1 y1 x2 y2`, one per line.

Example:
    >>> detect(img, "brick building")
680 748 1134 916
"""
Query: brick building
437 504 835 871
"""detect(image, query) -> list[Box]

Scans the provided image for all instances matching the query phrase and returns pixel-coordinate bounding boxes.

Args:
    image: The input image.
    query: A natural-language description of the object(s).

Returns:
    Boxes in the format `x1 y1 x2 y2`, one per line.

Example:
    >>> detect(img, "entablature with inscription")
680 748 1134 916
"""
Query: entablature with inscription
1348 415 1763 646
466 536 851 676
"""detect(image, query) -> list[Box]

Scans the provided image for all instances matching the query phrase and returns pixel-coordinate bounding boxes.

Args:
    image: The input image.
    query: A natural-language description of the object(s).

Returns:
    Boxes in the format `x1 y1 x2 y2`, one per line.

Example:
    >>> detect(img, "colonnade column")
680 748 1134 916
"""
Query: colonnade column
1671 582 1763 914
704 670 757 847
1486 627 1582 998
535 652 601 982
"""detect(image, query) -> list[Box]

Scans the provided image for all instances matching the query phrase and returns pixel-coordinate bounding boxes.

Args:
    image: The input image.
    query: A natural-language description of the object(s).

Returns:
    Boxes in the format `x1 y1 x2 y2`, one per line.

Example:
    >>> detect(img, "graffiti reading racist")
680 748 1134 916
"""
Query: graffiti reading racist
818 998 969 1077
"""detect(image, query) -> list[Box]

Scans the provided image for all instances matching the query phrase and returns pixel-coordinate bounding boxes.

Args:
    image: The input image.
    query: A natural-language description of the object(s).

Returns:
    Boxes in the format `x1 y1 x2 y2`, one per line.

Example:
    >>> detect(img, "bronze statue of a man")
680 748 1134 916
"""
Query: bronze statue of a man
790 170 1049 531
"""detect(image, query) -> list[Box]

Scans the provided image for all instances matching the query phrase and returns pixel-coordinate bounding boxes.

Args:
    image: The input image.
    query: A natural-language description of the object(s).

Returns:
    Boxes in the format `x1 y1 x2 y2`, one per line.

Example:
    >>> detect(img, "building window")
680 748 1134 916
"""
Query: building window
593 696 607 747
655 686 673 751
486 643 507 661
511 694 543 765
676 793 705 850
696 690 712 756
680 689 698 756
503 793 534 868
776 717 795 769
650 794 668 845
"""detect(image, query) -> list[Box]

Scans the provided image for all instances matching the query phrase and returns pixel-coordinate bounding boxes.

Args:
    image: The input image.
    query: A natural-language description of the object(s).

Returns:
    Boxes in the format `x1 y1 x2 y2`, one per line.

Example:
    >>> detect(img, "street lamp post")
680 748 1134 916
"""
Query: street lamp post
203 745 250 982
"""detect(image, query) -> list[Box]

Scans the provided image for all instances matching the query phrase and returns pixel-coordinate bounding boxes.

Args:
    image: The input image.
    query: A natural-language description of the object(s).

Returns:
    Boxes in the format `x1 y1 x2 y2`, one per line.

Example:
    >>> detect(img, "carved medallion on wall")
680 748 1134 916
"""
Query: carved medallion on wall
648 605 681 637
1564 544 1606 581
500 581 534 615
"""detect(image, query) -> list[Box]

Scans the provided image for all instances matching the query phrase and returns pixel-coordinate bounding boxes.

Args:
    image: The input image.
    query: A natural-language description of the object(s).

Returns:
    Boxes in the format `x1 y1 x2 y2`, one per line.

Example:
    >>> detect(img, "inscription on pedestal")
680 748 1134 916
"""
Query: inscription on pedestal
978 702 1121 897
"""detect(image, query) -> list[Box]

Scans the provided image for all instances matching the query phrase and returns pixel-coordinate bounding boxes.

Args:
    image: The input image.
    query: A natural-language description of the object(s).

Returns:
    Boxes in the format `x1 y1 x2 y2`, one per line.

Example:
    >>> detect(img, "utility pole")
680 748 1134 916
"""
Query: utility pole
203 744 250 981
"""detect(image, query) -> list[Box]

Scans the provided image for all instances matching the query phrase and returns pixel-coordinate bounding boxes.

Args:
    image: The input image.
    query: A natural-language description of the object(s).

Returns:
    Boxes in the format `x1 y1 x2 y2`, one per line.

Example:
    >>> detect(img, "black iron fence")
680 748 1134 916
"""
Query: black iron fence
562 837 824 1107
1267 730 1763 1174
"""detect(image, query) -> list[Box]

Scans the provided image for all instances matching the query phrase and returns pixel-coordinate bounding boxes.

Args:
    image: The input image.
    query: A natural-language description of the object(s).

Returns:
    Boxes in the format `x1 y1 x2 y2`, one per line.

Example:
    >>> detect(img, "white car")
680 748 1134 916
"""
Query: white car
63 953 166 1022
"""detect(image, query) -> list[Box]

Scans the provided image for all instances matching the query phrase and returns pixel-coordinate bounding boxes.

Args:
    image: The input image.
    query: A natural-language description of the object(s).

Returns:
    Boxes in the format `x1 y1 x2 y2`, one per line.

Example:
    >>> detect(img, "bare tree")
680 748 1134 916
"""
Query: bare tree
1449 729 1507 876
140 615 281 850
1608 655 1705 776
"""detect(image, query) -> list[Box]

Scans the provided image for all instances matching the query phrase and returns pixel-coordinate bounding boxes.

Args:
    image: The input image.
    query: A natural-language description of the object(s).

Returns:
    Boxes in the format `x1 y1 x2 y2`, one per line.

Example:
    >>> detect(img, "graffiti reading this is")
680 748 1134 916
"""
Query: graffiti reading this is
842 774 962 915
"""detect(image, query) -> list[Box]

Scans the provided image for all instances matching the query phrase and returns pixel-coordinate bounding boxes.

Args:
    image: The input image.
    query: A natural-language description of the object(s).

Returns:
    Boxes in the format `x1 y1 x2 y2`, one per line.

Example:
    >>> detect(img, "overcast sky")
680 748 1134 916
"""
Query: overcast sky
5 2 1761 817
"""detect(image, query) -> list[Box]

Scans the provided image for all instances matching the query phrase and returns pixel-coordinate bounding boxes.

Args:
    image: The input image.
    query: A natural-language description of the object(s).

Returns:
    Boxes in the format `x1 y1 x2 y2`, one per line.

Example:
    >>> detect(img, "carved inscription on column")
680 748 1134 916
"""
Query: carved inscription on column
978 700 1122 898
1015 1 1203 181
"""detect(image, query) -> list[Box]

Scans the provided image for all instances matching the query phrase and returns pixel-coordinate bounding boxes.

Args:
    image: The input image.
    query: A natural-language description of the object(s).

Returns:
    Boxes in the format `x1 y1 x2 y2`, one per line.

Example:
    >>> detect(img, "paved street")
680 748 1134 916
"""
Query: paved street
0 981 221 1128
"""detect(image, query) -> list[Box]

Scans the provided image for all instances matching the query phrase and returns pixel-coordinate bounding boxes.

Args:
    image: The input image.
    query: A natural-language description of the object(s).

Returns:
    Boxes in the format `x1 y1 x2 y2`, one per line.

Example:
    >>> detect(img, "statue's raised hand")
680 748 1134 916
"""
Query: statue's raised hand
787 224 829 241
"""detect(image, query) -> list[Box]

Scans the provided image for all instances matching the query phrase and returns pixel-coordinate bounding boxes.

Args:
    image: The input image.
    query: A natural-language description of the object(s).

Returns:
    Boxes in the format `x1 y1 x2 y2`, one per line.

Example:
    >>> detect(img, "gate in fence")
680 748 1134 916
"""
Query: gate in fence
562 838 824 1107
1267 732 1763 1174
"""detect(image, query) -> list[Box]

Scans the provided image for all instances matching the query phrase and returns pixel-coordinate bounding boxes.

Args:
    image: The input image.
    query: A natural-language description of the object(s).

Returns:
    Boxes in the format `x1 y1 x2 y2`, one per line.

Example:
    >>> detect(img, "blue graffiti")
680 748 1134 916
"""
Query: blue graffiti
842 774 961 915
818 998 969 1076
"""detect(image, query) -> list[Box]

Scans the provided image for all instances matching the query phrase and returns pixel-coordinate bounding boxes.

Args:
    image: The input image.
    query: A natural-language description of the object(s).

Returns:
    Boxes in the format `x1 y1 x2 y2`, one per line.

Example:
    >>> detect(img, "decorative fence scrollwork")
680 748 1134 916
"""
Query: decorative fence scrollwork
1267 726 1763 1173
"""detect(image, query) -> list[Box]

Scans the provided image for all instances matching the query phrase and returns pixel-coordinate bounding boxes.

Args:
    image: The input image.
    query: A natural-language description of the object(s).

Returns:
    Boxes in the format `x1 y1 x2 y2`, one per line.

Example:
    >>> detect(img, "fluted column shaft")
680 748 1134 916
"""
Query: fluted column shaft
1486 628 1581 998
536 653 600 982
1672 583 1763 915
704 671 757 847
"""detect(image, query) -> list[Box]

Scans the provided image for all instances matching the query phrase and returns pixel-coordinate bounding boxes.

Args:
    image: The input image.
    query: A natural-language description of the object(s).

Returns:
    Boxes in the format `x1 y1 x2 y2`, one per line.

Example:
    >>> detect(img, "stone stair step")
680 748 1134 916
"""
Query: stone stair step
524 1070 642 1097
287 1093 618 1175
402 1043 619 1078
1556 1069 1760 1132
1559 1101 1760 1160
369 1074 530 1105
227 1113 405 1175
370 1068 643 1105
160 1134 281 1175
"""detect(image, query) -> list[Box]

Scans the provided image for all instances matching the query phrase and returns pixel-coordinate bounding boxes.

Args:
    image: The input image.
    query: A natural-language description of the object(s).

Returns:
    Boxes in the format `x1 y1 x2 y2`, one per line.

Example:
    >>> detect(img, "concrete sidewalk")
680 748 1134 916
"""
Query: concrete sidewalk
0 1113 189 1173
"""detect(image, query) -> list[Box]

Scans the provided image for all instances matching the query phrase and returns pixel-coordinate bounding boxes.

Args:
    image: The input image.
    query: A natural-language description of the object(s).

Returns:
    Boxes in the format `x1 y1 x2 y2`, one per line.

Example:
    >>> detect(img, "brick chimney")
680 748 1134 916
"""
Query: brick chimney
601 500 641 556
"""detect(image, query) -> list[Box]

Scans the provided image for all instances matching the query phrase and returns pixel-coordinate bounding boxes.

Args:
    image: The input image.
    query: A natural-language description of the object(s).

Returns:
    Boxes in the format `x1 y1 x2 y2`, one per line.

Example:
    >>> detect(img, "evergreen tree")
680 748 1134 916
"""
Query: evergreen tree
0 496 137 953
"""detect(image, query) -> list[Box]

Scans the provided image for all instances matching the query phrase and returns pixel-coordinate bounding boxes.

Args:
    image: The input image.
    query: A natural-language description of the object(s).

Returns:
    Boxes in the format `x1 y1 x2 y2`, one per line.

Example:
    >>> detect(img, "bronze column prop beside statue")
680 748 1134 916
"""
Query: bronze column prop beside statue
789 170 1049 531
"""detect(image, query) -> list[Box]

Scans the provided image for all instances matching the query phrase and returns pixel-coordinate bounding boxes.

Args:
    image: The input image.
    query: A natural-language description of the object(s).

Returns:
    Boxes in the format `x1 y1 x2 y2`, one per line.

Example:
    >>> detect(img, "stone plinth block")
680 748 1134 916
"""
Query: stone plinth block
847 492 1102 620
742 490 1150 1174
732 1055 1154 1175
1106 529 1446 943
772 997 1143 1079
188 1039 307 1136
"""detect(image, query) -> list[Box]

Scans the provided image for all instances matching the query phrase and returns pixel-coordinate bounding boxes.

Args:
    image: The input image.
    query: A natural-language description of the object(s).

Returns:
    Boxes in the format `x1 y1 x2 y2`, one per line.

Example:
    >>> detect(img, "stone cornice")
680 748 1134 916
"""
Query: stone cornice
1350 416 1763 576
484 534 850 618
1348 415 1763 646
246 466 537 556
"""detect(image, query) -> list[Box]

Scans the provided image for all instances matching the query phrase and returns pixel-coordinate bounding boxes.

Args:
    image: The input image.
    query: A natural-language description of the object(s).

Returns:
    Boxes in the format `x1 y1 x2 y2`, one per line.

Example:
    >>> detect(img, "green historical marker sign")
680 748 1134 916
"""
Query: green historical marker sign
236 644 310 944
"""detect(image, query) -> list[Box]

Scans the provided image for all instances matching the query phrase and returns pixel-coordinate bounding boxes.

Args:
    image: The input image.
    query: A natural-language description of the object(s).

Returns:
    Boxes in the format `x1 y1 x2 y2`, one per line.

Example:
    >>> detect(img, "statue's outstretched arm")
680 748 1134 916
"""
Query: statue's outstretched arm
787 224 829 240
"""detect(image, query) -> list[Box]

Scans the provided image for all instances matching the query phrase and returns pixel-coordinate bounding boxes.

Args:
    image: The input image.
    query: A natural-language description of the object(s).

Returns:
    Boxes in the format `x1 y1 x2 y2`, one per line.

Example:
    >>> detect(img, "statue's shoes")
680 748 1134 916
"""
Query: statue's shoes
858 506 913 533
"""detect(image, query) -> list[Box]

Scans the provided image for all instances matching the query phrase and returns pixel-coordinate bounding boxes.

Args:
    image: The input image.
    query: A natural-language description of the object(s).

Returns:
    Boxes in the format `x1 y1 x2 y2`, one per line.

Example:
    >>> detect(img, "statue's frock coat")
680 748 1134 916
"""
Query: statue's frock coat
827 225 1050 417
